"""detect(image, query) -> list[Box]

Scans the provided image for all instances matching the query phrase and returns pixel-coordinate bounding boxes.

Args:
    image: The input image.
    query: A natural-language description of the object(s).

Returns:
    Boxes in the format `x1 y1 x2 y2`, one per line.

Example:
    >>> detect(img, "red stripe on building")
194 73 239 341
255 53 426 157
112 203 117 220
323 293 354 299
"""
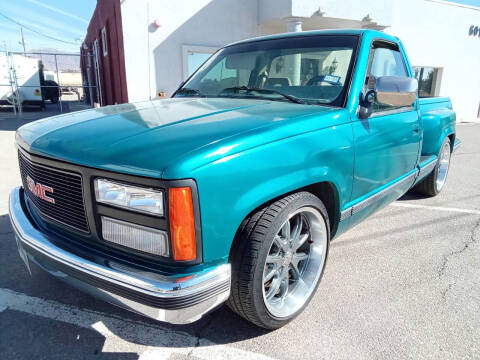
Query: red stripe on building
81 0 128 105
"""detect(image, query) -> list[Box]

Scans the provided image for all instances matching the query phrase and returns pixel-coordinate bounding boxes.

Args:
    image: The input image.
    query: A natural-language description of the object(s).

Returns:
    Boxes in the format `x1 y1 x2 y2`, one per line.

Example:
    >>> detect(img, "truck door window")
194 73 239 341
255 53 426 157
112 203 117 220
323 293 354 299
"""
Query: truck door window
364 45 409 113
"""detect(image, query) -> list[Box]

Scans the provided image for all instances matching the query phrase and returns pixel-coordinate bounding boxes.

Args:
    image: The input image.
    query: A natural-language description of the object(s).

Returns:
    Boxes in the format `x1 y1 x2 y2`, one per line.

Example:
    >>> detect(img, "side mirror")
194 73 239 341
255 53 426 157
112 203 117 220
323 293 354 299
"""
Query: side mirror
375 76 418 107
358 90 375 119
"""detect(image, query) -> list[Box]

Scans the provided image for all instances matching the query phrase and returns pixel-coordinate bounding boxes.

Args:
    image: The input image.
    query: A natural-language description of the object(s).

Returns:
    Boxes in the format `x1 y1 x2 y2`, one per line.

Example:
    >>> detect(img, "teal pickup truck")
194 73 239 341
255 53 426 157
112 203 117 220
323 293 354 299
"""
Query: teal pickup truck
9 30 458 329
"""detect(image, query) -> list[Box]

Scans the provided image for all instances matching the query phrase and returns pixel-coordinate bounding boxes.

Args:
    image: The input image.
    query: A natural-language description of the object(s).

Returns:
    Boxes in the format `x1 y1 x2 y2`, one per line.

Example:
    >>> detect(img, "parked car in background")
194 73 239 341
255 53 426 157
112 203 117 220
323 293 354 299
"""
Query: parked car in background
41 80 60 104
9 30 459 329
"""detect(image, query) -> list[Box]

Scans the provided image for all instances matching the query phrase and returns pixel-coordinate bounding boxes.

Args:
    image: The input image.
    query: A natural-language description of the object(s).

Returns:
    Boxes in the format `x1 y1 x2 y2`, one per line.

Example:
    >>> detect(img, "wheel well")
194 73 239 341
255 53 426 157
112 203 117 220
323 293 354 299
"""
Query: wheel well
301 182 339 236
231 182 339 247
228 181 340 263
448 133 455 152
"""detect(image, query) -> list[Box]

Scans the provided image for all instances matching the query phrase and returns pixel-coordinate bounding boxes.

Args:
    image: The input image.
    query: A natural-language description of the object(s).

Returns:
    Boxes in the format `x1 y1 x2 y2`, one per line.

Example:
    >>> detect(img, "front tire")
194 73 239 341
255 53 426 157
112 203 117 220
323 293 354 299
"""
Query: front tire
227 192 330 329
415 137 451 196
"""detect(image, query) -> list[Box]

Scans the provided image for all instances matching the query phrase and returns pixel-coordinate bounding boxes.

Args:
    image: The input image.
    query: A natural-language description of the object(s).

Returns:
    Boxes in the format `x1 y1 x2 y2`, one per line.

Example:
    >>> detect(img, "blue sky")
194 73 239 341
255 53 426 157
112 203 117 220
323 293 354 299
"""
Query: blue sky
0 0 96 53
446 0 480 6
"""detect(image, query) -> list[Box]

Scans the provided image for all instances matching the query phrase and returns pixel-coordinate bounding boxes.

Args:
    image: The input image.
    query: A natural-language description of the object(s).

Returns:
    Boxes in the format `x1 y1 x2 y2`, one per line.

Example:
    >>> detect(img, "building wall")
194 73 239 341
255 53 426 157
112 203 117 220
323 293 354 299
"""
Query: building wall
121 0 260 101
82 0 128 105
385 0 480 121
259 0 392 27
116 0 478 120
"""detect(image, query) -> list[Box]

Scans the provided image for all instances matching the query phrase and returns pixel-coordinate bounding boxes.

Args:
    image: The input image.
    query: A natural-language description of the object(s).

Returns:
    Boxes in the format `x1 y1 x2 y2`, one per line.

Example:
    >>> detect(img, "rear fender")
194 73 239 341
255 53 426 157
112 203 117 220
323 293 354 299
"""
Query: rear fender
420 108 456 156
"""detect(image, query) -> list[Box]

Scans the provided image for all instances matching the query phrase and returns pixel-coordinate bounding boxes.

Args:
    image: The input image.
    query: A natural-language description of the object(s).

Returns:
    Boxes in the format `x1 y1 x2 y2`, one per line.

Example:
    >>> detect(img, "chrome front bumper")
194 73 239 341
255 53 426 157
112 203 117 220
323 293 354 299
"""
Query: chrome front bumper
8 187 231 324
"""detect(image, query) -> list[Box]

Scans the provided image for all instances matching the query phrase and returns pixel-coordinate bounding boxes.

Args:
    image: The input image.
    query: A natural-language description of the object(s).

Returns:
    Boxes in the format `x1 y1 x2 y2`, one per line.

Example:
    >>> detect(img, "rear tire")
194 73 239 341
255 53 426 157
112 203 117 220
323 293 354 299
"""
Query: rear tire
414 137 451 196
227 192 330 329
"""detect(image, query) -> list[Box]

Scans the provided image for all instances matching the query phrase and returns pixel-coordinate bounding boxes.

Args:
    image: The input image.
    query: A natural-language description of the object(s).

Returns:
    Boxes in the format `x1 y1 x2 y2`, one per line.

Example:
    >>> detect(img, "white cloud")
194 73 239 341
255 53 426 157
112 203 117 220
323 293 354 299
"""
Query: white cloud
1 2 86 38
26 0 89 24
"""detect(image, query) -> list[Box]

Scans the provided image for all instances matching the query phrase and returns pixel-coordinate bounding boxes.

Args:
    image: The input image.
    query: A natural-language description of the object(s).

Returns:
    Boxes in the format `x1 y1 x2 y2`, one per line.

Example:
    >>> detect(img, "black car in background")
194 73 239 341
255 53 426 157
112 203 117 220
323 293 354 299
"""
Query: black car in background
42 80 60 104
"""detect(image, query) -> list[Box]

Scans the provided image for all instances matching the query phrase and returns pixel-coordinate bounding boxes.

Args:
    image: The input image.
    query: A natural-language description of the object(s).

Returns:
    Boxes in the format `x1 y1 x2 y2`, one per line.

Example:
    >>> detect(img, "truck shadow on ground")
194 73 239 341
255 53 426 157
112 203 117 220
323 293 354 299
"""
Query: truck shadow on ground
0 214 269 358
397 191 429 201
397 189 479 205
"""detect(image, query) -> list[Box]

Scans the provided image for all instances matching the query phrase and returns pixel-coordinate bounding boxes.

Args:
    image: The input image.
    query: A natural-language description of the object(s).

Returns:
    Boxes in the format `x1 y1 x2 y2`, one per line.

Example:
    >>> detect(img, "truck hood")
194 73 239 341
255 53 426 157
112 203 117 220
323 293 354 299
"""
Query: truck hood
17 98 338 178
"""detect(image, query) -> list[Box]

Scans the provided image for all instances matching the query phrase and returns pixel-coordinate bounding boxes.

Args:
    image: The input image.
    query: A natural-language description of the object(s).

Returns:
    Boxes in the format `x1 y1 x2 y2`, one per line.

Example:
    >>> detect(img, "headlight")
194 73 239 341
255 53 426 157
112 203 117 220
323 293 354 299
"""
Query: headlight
94 178 164 216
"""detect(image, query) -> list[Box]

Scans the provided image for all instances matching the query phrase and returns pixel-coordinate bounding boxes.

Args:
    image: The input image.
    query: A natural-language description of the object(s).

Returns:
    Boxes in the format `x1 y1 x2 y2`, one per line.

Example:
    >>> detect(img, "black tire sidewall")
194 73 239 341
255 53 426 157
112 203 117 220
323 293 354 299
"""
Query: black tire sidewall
250 193 330 329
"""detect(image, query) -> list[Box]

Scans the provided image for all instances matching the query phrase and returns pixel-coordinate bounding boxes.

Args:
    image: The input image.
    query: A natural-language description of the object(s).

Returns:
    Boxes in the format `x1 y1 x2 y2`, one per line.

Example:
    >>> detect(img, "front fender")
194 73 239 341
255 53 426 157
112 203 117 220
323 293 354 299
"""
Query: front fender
169 121 354 265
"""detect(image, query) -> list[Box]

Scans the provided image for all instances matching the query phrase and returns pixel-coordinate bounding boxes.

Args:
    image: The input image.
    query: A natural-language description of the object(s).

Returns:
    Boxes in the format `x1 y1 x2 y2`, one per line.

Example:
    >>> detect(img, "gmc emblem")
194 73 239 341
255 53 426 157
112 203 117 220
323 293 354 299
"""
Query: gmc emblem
26 176 55 204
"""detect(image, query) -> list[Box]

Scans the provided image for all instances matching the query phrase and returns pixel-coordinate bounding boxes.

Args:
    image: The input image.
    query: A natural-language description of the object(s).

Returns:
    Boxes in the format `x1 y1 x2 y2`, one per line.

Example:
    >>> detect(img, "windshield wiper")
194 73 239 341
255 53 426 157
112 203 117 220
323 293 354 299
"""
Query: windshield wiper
220 86 305 104
176 87 206 97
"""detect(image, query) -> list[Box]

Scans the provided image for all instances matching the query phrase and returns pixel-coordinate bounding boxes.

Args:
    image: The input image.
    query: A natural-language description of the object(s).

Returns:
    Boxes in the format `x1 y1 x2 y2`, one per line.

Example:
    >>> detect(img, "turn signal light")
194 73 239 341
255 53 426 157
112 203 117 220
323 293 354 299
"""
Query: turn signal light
169 187 197 261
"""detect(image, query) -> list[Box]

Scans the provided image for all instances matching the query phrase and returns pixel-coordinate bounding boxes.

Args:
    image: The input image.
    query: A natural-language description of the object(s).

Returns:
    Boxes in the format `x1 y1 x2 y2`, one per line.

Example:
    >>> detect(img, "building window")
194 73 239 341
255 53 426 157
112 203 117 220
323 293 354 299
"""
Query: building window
101 27 108 57
182 45 218 80
413 67 442 97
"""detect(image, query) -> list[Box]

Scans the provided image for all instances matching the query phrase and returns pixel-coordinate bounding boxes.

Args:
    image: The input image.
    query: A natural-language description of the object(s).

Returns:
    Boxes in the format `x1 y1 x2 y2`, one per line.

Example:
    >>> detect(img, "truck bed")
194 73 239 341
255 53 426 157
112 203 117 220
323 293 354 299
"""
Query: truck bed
418 97 456 157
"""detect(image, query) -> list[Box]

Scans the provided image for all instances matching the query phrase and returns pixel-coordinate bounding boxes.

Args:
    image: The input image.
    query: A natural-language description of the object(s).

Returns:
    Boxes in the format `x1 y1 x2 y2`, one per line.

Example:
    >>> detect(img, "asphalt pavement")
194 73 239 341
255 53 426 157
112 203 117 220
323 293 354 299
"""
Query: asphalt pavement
0 110 479 359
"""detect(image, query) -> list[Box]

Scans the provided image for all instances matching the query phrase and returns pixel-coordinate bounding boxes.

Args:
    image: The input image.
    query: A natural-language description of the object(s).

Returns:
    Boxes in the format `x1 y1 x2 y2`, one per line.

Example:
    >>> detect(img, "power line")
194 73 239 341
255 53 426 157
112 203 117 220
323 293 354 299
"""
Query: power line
0 11 79 46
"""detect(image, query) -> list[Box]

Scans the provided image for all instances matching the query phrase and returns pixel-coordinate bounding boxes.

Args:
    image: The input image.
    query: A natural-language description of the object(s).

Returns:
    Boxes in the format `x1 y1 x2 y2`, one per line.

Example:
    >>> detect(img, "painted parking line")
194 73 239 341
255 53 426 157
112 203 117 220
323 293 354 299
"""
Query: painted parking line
0 287 274 360
457 122 480 125
391 202 480 215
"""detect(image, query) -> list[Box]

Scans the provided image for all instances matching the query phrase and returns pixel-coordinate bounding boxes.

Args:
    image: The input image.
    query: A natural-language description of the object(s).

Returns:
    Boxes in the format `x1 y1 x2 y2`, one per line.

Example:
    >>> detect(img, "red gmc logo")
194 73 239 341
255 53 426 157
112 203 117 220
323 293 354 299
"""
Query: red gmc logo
26 176 55 204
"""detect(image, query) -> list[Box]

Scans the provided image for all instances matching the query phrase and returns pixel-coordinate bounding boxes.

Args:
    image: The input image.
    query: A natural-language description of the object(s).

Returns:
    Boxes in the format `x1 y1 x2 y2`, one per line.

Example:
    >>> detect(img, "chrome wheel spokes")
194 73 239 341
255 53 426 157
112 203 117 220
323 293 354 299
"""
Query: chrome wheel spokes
262 207 327 318
436 142 451 190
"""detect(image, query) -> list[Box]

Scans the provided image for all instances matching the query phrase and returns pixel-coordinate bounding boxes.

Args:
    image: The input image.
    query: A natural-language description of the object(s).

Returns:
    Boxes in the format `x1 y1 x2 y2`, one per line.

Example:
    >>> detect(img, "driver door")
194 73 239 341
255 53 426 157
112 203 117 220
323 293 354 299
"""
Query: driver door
349 42 421 225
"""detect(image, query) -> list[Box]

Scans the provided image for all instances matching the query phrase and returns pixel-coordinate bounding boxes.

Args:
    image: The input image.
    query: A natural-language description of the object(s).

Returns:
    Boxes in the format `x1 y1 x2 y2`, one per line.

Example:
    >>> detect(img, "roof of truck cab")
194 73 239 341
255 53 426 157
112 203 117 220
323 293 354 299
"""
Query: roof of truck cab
227 29 398 47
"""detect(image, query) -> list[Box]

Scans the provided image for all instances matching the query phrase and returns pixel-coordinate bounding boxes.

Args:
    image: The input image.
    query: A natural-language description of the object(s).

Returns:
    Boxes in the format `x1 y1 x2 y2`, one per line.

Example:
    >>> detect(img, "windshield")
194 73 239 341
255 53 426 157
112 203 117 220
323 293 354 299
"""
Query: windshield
175 35 359 106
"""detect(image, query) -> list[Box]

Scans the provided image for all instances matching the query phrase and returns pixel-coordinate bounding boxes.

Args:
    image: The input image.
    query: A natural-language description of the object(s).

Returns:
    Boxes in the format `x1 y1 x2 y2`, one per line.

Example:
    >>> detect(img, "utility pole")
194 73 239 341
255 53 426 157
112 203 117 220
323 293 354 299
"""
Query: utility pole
20 27 26 55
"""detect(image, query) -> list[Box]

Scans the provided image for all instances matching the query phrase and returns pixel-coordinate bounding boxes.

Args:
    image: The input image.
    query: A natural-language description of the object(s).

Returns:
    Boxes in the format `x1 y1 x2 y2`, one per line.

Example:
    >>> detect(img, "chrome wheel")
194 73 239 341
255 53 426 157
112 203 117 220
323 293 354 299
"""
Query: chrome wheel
436 141 451 191
262 207 327 318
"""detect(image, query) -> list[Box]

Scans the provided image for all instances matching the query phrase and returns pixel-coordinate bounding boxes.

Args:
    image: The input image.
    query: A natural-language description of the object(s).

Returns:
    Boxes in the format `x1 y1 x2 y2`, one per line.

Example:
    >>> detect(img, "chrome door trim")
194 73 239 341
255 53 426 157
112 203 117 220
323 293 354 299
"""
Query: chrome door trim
418 158 438 178
340 208 352 221
340 170 418 221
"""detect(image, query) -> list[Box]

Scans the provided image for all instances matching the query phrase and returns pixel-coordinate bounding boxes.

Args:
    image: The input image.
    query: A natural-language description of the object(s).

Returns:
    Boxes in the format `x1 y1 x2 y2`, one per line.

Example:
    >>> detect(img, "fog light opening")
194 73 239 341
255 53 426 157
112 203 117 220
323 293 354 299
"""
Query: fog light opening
101 216 169 257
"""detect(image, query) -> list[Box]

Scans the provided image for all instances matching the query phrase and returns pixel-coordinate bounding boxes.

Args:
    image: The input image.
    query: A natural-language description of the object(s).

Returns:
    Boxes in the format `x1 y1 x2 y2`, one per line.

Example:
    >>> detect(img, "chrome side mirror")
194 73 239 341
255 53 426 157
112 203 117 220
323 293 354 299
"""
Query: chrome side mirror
375 76 418 107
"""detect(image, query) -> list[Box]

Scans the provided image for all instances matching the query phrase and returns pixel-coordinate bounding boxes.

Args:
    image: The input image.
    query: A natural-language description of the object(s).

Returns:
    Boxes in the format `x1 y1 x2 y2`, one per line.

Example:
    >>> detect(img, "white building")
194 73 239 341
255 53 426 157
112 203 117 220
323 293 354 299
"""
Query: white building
87 0 480 121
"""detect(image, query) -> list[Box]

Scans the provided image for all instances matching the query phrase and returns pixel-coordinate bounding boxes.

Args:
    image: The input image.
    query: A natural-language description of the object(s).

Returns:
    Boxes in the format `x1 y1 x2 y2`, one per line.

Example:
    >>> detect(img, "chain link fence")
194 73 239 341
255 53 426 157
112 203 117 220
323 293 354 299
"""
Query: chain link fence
0 50 100 115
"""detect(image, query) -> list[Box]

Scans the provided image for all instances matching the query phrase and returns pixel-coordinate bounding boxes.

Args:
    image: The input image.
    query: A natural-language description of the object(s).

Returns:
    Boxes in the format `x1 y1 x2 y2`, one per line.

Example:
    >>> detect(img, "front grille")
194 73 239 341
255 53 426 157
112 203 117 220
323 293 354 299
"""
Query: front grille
18 152 89 233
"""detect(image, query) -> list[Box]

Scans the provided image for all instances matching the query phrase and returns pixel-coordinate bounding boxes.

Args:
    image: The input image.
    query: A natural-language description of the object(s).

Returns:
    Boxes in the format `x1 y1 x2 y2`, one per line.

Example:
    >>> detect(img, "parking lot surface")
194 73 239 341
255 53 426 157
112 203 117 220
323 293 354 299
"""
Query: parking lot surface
0 111 479 359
